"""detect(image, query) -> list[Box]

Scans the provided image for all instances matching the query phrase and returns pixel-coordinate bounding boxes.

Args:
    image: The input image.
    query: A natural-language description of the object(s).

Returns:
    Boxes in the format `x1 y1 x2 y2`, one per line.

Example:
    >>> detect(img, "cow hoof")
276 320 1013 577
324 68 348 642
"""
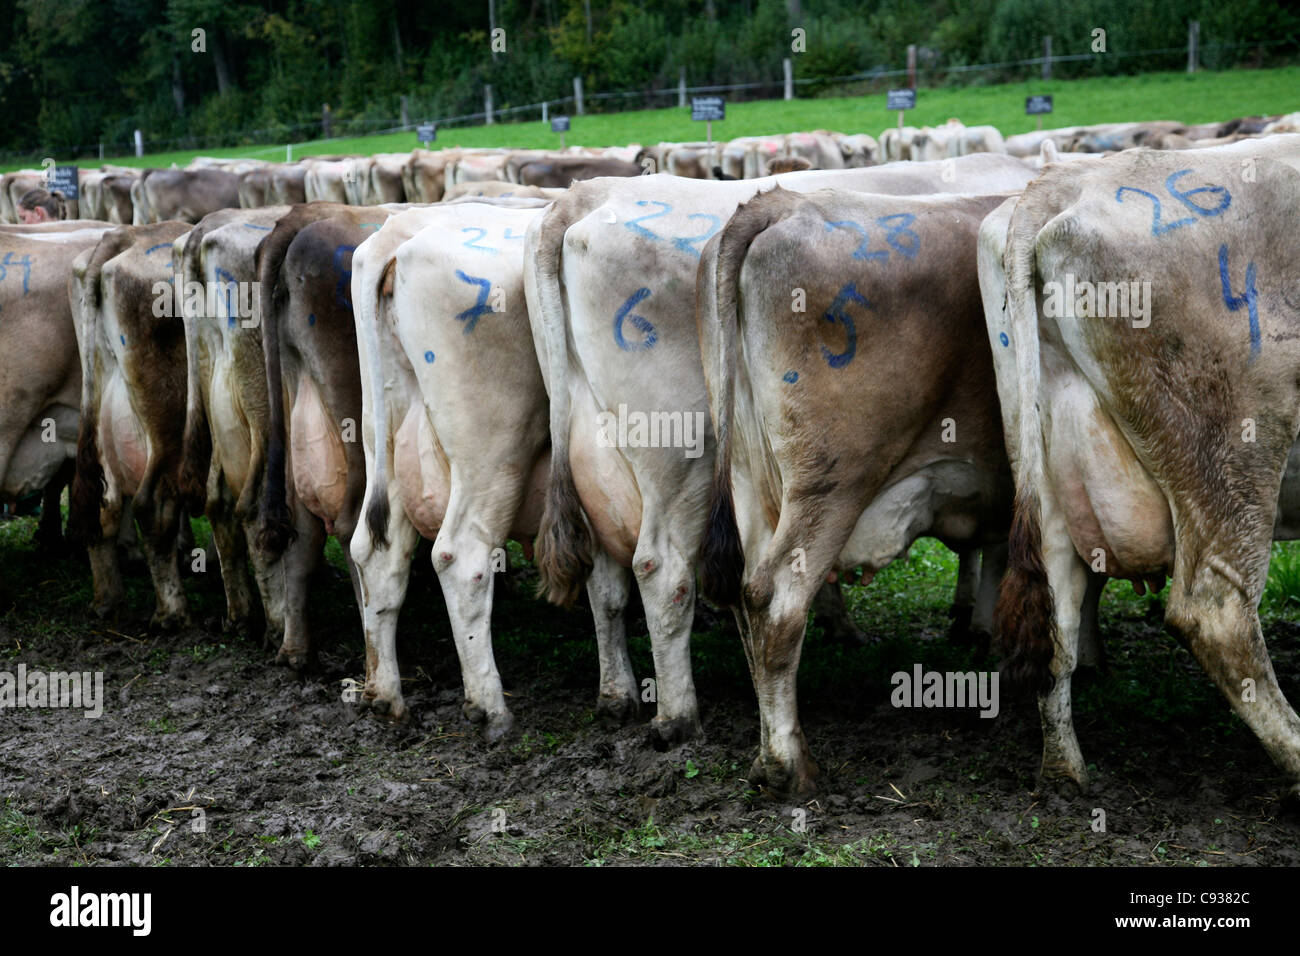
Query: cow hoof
595 693 641 724
275 645 315 673
647 715 700 751
747 754 819 798
946 606 975 646
484 711 515 745
1037 766 1089 796
92 600 123 622
148 611 189 634
369 696 409 723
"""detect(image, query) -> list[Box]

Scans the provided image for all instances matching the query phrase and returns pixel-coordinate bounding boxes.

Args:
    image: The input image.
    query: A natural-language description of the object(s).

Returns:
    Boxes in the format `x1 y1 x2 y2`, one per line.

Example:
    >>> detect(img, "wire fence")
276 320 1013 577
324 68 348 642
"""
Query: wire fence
7 35 1294 166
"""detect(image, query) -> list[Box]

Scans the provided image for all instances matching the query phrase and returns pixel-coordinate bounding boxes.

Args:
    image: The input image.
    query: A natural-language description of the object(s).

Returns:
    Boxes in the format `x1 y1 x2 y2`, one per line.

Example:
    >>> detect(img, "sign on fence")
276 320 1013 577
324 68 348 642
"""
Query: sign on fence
550 116 570 133
691 96 725 122
886 88 916 111
1025 95 1053 115
47 165 79 200
416 123 436 143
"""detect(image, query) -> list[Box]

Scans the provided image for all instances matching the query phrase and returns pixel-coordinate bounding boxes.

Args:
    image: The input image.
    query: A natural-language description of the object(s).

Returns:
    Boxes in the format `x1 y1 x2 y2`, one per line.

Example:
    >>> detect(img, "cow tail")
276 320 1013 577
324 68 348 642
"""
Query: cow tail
531 198 595 607
993 202 1058 695
178 225 214 514
254 220 298 557
696 187 795 607
355 241 396 550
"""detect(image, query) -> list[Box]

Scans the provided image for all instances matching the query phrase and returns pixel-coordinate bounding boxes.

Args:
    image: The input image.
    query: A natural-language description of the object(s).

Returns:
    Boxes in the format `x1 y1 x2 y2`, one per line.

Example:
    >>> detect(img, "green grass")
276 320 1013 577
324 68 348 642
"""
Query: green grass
13 65 1297 174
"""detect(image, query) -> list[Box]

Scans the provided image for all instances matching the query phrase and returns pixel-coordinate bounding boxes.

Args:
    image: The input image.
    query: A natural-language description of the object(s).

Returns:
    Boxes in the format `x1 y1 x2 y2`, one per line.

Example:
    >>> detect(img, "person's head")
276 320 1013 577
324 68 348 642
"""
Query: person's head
17 188 59 223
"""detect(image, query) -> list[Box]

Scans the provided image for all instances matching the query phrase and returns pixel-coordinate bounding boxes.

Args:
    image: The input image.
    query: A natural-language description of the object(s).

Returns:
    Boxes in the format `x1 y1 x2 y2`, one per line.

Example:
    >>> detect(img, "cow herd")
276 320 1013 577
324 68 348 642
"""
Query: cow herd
3 110 1300 803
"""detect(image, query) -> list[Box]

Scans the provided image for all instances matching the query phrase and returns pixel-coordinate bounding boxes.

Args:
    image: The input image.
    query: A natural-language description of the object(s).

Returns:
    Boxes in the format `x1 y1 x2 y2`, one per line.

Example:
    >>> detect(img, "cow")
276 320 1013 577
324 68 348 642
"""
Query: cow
136 168 241 224
1003 127 1085 159
782 131 849 171
720 137 785 180
0 222 112 556
834 133 879 167
449 152 511 186
346 199 639 733
239 167 273 208
947 125 1006 157
978 139 1300 797
68 222 194 627
524 154 1038 747
696 188 1015 795
517 155 642 188
267 164 308 206
304 160 351 204
94 173 137 224
404 149 471 203
254 202 402 667
441 181 562 202
878 126 920 162
177 205 295 645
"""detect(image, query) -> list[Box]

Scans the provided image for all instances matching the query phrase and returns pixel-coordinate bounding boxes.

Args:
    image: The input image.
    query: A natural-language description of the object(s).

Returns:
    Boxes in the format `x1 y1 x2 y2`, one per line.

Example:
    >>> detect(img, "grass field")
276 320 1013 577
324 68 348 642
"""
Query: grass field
9 65 1297 174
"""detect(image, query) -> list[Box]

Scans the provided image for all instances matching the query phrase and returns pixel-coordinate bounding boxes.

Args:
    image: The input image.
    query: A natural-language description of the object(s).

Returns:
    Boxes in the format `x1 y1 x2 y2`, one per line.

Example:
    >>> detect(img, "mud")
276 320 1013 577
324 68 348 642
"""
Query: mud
1 532 1297 866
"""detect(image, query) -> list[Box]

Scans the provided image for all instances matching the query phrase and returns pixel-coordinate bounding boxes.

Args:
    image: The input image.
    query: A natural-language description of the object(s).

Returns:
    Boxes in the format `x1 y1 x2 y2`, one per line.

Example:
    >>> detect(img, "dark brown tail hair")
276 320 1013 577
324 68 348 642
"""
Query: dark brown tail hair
696 187 800 608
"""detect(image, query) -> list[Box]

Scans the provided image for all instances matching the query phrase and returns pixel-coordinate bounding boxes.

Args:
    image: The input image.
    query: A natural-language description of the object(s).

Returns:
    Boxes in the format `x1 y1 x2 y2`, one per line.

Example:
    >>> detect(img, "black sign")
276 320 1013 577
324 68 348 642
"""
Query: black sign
1025 95 1054 115
886 88 916 111
46 165 79 200
550 116 570 133
416 123 436 143
691 96 725 122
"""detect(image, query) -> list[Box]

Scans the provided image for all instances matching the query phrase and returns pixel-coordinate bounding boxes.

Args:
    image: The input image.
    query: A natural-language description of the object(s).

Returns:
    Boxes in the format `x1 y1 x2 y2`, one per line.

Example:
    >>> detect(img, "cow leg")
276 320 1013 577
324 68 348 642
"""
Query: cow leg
275 492 326 671
1077 572 1106 670
970 541 1008 657
133 477 189 632
811 580 867 646
633 514 701 748
587 546 639 721
35 461 73 555
1165 555 1300 796
432 521 512 742
947 547 980 645
206 493 258 636
350 488 419 720
116 497 143 565
1037 494 1091 791
245 532 287 651
87 477 127 620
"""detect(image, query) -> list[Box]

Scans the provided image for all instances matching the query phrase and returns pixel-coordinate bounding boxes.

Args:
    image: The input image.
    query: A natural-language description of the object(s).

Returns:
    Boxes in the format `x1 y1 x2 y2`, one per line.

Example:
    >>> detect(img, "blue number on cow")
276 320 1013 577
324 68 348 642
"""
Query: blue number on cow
672 213 722 257
454 270 493 334
624 200 671 241
877 214 920 259
1218 244 1260 364
461 227 498 255
1115 171 1231 236
333 244 356 310
822 281 869 369
824 221 886 261
613 287 657 352
0 252 33 294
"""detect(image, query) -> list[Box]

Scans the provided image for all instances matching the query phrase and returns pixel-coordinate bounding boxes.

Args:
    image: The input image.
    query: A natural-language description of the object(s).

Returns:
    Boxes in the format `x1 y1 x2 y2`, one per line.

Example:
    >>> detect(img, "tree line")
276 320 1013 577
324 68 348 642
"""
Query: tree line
2 0 1295 157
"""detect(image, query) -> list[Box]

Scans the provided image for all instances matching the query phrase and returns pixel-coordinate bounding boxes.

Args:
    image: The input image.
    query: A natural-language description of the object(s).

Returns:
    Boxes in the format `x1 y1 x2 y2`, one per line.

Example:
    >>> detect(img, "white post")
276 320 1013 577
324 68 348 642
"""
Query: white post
1187 21 1199 73
485 84 494 125
573 76 585 115
1043 36 1052 80
542 100 549 124
287 143 293 162
678 68 687 108
98 142 104 161
783 58 793 100
133 129 144 157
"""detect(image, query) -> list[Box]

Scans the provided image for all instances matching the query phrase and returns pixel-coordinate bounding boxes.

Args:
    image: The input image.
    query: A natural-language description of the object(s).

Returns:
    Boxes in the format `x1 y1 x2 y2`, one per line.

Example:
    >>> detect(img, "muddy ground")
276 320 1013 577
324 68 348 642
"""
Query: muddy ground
1 522 1298 867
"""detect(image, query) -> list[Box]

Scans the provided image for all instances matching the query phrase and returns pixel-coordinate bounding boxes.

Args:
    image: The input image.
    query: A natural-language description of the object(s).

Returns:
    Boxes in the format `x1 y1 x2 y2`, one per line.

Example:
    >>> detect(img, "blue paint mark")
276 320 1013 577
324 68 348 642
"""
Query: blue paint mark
822 281 869 369
243 222 273 231
307 313 316 326
333 244 356 310
215 266 238 328
824 220 886 261
1116 185 1193 236
461 227 497 255
0 252 33 294
613 287 656 352
120 334 126 346
624 200 671 241
360 223 384 231
423 350 435 364
999 332 1009 347
1165 169 1231 218
1218 244 1260 364
454 270 493 333
503 228 525 241
672 213 722 258
783 370 799 384
145 243 171 255
876 213 920 259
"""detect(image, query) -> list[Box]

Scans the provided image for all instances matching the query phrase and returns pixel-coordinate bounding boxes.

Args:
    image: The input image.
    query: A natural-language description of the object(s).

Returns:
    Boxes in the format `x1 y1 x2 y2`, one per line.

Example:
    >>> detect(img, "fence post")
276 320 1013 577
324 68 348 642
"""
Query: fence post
1187 21 1199 73
485 84 495 125
574 76 585 115
907 45 916 88
678 68 686 108
1043 36 1052 80
321 104 332 139
133 129 143 157
98 142 104 161
783 58 793 100
400 95 410 129
542 100 549 124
